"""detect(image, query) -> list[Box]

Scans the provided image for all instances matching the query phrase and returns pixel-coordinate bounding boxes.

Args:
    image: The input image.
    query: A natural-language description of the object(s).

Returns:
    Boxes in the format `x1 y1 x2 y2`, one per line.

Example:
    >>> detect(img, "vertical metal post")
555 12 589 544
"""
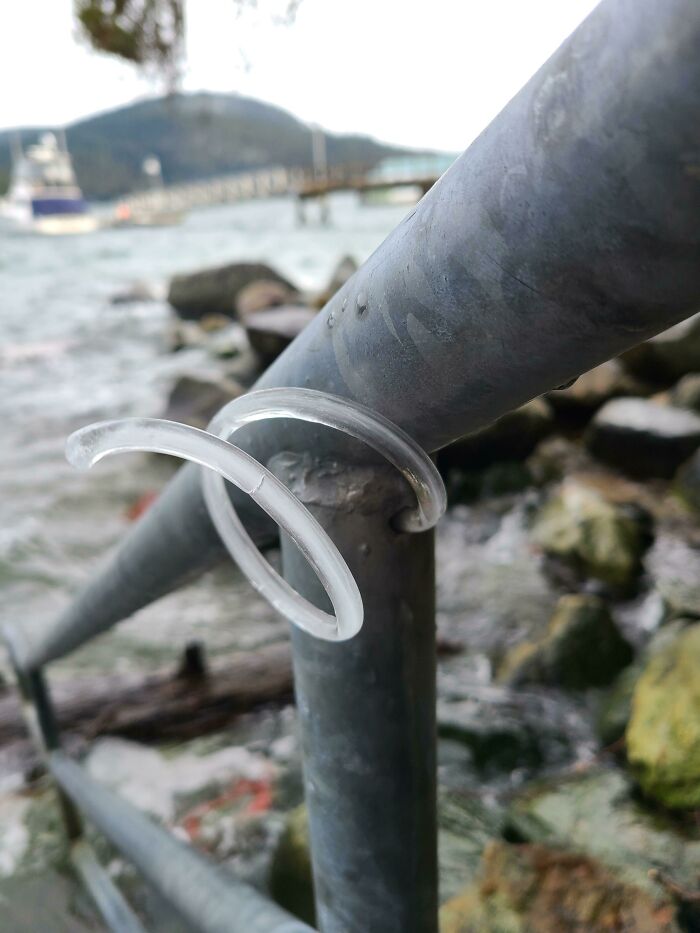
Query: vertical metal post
9 658 84 842
272 453 438 933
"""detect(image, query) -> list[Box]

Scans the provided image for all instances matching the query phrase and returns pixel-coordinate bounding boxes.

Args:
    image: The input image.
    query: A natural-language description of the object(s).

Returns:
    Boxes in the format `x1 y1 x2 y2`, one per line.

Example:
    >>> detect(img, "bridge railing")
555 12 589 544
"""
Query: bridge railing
6 0 700 930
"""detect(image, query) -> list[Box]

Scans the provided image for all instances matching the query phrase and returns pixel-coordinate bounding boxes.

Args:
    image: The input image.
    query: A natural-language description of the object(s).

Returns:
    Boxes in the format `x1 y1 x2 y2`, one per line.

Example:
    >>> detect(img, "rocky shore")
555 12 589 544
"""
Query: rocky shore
2 259 700 931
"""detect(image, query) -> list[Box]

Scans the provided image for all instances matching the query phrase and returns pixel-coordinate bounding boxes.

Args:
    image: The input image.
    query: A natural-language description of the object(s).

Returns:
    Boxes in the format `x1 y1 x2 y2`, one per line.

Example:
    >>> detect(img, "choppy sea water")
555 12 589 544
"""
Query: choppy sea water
0 194 413 678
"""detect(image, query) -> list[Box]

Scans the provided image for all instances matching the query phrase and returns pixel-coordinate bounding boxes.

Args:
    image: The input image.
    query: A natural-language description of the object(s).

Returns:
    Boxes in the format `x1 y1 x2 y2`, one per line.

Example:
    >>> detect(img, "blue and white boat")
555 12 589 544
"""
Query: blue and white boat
0 132 98 235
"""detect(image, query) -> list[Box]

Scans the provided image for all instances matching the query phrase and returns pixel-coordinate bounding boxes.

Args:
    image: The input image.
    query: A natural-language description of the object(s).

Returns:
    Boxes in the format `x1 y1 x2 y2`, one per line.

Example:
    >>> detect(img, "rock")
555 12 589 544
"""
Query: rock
236 279 299 320
499 595 633 690
676 449 700 511
168 262 297 321
444 461 533 505
437 791 505 902
547 359 649 417
110 280 164 304
166 318 208 352
438 701 545 777
505 767 700 909
531 480 652 591
497 642 542 686
222 345 266 389
586 397 700 478
596 665 641 747
620 312 700 384
205 323 249 360
269 804 315 926
313 255 358 308
595 620 691 746
671 373 700 412
245 306 317 365
440 839 681 933
436 502 560 658
646 533 700 621
162 374 244 429
437 688 589 783
626 623 700 809
526 436 589 486
199 313 234 333
478 462 532 498
440 399 554 471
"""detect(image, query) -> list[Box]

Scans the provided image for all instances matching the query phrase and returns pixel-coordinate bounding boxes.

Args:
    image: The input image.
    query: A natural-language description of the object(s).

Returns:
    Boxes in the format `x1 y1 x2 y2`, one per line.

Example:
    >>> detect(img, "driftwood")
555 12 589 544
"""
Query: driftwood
0 635 462 750
0 641 294 746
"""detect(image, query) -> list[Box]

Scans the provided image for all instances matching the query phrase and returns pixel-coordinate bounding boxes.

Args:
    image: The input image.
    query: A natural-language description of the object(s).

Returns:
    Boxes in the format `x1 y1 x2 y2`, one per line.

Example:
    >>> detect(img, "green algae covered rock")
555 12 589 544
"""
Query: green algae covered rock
595 620 693 747
505 768 700 897
626 624 700 809
532 481 651 590
596 664 641 746
269 804 315 926
499 594 633 690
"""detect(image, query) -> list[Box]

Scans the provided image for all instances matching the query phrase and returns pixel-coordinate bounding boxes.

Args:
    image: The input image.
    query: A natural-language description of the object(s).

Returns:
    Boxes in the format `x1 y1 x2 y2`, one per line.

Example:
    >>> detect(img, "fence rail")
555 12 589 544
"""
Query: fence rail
6 0 700 929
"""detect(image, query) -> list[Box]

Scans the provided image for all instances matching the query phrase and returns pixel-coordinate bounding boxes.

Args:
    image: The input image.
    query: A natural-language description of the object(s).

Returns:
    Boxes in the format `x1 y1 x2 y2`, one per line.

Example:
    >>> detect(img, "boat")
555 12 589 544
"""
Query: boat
0 131 98 235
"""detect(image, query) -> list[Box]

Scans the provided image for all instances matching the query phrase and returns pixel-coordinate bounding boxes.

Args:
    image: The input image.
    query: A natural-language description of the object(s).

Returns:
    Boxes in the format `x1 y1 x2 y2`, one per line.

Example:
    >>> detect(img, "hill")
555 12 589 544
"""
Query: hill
0 92 431 201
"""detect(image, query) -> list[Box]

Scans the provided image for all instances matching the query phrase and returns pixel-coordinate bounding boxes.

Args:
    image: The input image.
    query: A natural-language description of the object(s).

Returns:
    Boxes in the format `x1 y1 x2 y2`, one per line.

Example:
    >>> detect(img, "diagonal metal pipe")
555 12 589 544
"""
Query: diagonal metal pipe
10 0 700 670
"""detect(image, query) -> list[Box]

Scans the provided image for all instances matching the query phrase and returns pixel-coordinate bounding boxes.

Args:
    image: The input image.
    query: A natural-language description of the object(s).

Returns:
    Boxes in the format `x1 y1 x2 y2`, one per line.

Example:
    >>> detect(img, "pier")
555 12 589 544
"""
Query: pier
119 161 444 217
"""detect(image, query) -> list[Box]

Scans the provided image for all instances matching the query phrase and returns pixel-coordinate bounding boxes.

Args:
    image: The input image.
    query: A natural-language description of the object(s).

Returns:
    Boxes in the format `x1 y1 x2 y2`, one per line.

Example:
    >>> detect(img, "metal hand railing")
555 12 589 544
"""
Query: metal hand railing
5 0 700 930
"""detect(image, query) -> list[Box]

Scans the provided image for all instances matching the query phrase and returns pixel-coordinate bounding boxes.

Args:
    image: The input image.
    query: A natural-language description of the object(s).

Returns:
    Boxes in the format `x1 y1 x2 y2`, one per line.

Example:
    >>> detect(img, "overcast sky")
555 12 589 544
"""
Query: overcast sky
0 0 599 151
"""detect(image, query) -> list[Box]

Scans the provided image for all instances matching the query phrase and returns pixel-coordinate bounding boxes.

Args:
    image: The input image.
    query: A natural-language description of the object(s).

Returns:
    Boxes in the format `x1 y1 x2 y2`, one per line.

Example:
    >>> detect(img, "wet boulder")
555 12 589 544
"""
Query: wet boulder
167 262 297 321
670 373 700 412
439 839 681 933
437 791 505 902
647 532 700 622
675 449 700 511
437 688 586 783
626 623 700 809
236 279 299 320
313 254 358 308
595 620 691 746
620 312 700 384
546 359 649 419
586 397 700 478
269 805 315 926
444 461 533 506
596 665 641 747
499 594 633 690
440 399 554 471
531 480 652 591
162 373 244 429
526 436 590 486
245 306 317 365
110 280 164 304
499 768 700 931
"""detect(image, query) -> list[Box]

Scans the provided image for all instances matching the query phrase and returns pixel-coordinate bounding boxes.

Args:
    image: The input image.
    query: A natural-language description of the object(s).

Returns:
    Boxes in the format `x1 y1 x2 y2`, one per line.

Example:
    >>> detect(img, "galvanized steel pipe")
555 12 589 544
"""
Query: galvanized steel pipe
49 751 314 933
274 454 438 933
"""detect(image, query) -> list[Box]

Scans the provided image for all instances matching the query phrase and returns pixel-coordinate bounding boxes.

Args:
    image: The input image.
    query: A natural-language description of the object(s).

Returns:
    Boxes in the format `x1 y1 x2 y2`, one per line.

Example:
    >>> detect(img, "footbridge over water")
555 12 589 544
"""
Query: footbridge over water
119 161 444 215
